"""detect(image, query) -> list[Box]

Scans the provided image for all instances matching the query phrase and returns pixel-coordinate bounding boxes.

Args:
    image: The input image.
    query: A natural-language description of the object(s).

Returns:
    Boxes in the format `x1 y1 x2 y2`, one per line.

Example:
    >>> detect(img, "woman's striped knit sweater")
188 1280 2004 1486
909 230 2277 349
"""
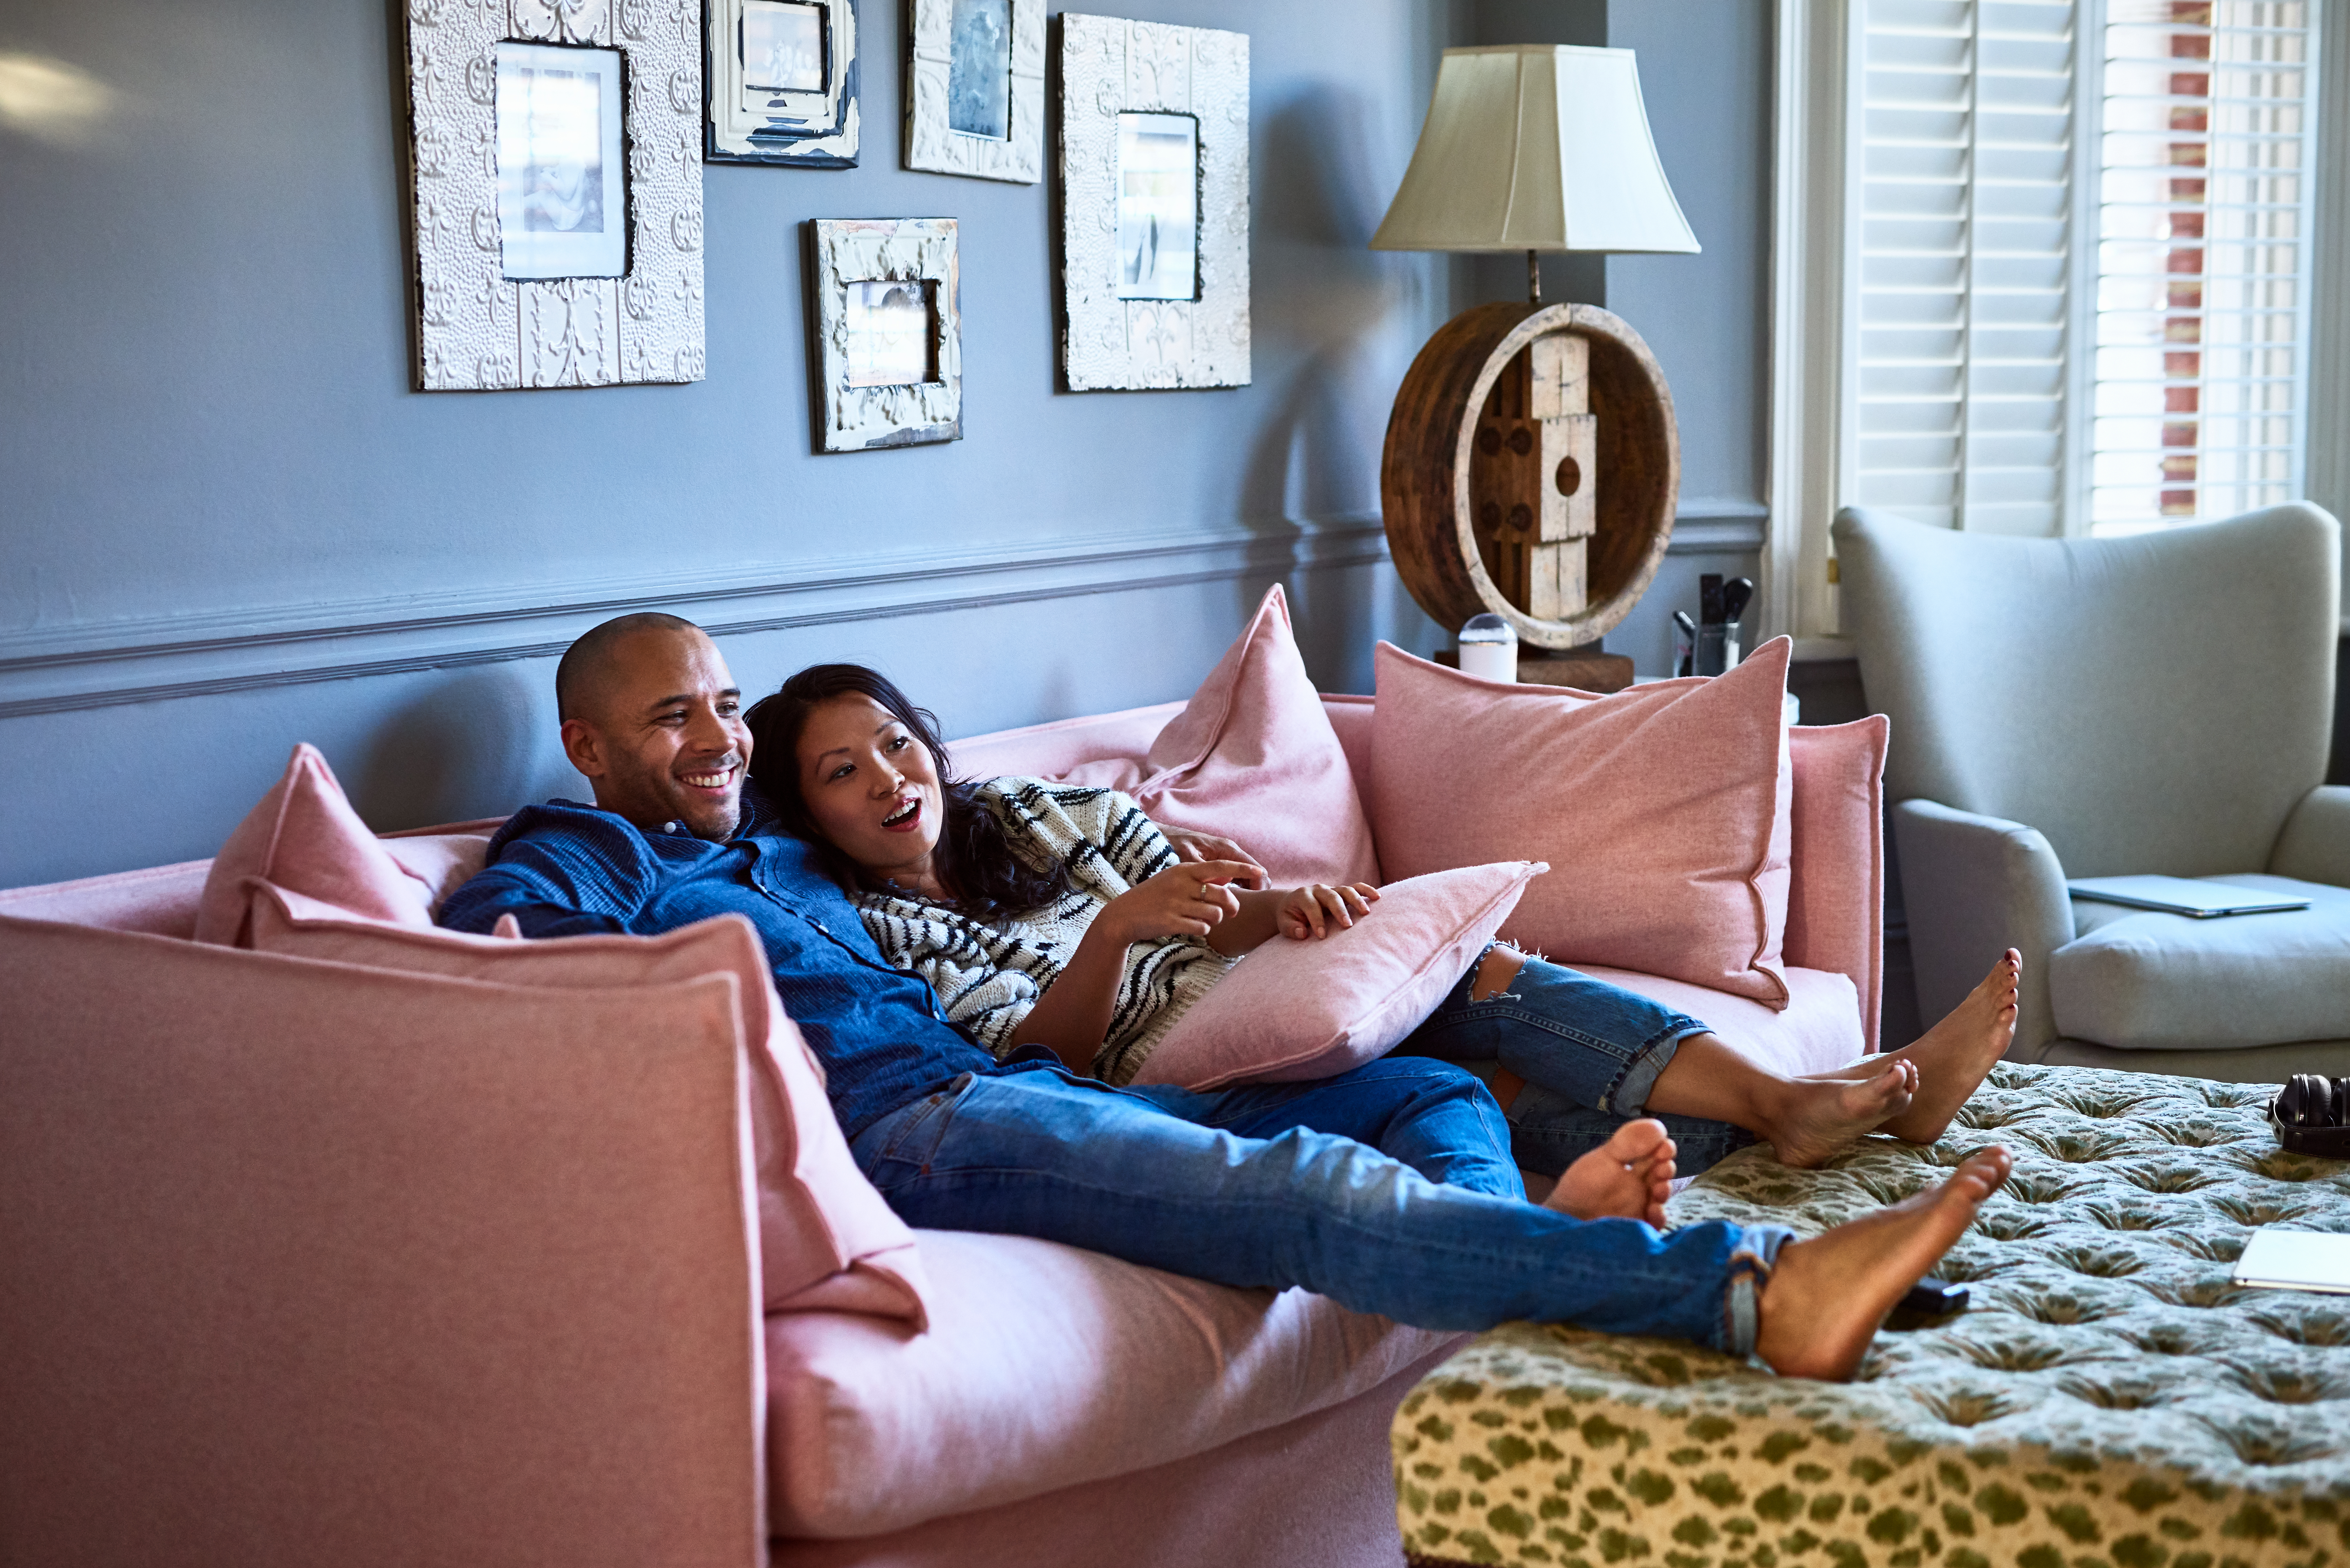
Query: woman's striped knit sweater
849 778 1237 1085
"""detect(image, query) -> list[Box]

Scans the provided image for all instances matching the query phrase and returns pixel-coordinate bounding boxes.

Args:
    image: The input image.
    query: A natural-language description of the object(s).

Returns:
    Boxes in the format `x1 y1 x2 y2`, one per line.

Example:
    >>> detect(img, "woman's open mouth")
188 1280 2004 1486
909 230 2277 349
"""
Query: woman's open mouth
881 795 922 830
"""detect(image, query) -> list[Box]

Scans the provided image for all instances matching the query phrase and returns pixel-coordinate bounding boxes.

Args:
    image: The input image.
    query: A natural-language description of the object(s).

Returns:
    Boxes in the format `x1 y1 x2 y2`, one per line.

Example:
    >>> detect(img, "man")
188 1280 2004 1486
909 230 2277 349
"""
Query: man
439 612 2010 1378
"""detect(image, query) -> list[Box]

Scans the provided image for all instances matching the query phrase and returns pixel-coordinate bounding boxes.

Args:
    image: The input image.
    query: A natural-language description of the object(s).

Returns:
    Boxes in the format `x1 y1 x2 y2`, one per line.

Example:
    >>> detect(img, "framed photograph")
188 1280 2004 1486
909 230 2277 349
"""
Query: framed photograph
902 0 1043 184
495 42 627 281
707 0 859 166
1057 15 1249 391
807 218 961 451
402 0 705 390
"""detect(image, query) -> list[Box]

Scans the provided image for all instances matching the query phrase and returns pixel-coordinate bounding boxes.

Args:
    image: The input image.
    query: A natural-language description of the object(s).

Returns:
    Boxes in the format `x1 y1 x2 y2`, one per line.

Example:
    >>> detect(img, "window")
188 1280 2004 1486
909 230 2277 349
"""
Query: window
1765 0 2340 640
2090 2 2318 533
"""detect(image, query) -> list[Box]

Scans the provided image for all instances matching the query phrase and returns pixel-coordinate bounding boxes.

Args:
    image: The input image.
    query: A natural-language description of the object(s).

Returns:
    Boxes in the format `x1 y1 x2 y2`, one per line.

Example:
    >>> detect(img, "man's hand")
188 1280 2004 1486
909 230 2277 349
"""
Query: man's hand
1277 882 1380 941
1161 828 1266 888
1103 860 1266 944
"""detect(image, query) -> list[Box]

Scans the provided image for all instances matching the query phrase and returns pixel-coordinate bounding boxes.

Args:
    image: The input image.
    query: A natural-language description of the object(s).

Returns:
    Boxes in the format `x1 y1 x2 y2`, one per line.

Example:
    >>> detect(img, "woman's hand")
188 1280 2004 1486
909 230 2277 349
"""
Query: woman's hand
1101 860 1266 945
1160 828 1266 888
1277 882 1381 941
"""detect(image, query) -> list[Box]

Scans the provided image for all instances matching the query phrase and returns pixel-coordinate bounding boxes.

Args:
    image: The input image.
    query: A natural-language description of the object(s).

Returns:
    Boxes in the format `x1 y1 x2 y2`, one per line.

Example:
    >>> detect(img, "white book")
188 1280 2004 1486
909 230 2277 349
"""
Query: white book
2067 875 2312 919
2233 1228 2350 1293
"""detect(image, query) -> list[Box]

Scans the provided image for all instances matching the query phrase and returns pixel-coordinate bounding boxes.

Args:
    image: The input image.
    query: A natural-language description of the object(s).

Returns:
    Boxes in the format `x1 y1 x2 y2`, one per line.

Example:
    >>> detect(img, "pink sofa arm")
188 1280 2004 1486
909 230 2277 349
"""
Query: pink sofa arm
1784 717 1890 1053
0 918 768 1568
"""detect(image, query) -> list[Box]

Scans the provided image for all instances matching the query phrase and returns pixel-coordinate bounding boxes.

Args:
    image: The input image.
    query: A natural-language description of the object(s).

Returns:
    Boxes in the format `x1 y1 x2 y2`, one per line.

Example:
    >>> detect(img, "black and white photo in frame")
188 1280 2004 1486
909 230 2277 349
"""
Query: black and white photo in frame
902 0 1043 183
707 0 859 166
402 0 704 390
807 218 961 451
1057 15 1248 390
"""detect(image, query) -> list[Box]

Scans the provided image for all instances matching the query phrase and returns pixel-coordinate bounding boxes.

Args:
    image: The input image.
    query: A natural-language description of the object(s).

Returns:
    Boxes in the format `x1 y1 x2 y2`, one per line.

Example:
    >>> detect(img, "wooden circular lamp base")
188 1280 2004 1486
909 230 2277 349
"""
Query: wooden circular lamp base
1380 302 1680 663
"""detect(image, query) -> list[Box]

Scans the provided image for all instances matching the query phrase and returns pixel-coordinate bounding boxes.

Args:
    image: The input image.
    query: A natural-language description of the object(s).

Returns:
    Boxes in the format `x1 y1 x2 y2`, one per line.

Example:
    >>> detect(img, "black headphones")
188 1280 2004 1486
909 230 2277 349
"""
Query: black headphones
2272 1074 2350 1156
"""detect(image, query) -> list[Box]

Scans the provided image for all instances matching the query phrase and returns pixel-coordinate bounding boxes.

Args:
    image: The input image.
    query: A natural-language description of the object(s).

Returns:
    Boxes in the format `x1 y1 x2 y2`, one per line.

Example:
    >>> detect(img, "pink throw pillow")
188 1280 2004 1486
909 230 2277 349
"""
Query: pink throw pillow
244 882 932 1329
194 744 435 944
1372 639 1795 1006
1128 861 1545 1091
1060 584 1379 888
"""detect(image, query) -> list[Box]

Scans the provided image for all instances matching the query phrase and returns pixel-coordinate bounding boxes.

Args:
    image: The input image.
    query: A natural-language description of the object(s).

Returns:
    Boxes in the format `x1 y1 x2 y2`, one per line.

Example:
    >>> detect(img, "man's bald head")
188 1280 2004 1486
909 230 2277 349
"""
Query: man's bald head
557 612 703 725
554 613 752 840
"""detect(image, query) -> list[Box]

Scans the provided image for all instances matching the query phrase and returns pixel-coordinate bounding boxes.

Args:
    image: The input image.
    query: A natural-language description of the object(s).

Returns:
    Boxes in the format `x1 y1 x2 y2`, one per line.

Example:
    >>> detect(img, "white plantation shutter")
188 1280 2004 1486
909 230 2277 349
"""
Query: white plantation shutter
2089 0 2319 533
1850 0 2079 535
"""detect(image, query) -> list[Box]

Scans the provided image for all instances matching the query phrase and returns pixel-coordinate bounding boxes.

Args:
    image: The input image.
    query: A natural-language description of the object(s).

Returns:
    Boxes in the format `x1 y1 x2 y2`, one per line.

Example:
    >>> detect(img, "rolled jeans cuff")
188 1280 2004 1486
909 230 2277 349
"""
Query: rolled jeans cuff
1600 1017 1710 1117
1721 1223 1798 1358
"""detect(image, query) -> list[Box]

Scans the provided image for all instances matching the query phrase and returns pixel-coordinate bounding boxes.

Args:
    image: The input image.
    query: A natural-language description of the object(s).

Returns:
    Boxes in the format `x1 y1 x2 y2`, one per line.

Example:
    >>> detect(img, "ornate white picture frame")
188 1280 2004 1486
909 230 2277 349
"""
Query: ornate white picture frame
402 0 706 391
1056 14 1249 392
903 0 1043 184
807 218 961 452
706 0 859 166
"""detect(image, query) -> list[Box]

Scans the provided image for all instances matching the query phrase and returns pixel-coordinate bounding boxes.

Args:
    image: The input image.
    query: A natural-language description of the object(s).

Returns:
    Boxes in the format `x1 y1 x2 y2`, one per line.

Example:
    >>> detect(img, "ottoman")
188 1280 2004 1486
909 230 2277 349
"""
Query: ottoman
1393 1064 2350 1568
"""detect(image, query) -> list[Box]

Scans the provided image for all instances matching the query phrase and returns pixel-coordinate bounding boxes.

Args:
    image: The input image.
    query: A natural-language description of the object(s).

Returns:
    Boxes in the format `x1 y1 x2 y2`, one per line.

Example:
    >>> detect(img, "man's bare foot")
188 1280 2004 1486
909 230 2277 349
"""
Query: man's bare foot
1762 1062 1918 1168
1807 951 2019 1145
1754 1146 2012 1380
1543 1118 1677 1228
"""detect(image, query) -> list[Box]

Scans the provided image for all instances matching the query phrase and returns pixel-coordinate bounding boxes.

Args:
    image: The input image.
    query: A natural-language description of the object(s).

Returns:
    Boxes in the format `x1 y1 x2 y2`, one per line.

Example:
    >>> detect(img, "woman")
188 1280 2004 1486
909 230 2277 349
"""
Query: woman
746 663 2023 1178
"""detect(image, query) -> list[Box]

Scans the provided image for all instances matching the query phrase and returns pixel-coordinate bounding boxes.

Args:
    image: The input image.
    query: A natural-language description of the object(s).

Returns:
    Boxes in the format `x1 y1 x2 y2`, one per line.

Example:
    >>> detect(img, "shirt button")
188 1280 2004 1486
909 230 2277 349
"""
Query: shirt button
814 922 829 935
664 820 685 835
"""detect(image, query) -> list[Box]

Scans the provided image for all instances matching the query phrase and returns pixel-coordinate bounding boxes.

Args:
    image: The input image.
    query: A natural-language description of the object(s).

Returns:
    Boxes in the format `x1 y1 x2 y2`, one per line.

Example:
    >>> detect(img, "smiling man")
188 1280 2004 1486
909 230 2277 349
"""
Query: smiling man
437 612 2013 1382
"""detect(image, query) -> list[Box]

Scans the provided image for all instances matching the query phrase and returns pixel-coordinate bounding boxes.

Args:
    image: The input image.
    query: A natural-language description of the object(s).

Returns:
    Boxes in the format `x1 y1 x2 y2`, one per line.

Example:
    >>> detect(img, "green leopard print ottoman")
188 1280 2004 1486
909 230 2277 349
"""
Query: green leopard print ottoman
1394 1064 2350 1568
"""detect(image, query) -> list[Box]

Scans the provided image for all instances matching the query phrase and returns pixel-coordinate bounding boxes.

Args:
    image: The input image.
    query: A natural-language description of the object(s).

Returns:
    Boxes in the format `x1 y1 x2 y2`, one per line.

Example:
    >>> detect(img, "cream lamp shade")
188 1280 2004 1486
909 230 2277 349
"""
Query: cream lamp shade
1371 44 1699 256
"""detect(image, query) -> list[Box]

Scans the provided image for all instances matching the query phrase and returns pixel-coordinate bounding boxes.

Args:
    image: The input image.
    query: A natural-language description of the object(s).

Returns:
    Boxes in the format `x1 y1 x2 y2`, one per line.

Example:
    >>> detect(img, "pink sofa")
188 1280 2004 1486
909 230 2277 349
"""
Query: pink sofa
0 695 1886 1568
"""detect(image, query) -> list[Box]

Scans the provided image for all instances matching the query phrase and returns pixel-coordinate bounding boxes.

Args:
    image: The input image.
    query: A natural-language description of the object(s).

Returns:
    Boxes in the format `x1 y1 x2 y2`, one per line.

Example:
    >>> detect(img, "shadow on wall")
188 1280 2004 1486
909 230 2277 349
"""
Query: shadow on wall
1238 84 1417 537
347 665 578 830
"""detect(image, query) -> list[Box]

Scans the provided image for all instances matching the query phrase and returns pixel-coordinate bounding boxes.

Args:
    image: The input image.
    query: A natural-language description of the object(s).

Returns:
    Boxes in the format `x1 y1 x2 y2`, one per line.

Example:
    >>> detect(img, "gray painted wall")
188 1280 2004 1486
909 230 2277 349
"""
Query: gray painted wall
0 0 1778 888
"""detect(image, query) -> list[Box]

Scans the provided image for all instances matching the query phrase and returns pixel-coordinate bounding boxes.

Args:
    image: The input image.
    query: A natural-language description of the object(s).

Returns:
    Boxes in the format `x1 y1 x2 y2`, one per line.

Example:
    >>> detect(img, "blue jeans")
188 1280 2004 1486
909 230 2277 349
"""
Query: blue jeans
1396 953 1760 1178
850 1057 1792 1354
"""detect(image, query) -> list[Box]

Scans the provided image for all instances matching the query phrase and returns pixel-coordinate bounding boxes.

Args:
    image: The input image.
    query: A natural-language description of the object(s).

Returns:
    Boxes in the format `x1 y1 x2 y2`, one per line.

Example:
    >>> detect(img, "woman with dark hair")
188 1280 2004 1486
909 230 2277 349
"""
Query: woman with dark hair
746 662 2026 1178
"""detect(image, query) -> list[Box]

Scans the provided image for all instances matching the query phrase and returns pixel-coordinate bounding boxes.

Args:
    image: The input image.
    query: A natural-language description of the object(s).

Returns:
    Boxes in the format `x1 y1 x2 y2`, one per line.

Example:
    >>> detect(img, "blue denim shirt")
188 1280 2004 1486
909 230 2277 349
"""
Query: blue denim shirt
436 791 1057 1139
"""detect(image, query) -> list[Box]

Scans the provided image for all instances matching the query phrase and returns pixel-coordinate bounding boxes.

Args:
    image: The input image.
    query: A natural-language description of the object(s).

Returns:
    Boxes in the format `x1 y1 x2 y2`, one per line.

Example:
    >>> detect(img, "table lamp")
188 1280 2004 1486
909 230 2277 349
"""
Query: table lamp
1372 44 1699 689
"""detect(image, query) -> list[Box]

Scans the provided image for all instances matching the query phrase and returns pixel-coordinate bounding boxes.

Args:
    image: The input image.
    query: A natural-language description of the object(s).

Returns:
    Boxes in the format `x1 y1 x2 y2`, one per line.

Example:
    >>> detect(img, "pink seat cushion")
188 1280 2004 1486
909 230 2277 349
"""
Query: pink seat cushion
1130 861 1545 1090
765 1228 1460 1538
1371 640 1795 1006
244 885 931 1327
1571 964 1865 1080
1057 586 1380 889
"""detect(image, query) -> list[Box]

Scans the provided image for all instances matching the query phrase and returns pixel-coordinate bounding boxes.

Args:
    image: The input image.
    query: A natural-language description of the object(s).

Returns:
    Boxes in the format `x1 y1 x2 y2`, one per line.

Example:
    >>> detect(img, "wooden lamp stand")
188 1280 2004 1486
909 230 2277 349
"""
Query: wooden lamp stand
1379 298 1680 693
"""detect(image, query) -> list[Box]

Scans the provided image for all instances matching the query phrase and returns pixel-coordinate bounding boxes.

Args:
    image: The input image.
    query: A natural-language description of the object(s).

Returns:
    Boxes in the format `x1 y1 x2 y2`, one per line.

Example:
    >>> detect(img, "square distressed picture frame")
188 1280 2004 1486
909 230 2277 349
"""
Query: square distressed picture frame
807 218 961 451
1057 14 1249 391
403 0 707 390
903 0 1043 184
707 0 859 166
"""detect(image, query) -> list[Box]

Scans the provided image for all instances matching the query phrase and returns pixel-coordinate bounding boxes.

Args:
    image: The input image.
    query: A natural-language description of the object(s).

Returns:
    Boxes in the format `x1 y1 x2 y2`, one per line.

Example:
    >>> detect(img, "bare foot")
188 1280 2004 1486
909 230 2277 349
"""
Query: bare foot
1543 1118 1678 1228
1763 1062 1918 1168
1808 951 2019 1145
1754 1146 2013 1380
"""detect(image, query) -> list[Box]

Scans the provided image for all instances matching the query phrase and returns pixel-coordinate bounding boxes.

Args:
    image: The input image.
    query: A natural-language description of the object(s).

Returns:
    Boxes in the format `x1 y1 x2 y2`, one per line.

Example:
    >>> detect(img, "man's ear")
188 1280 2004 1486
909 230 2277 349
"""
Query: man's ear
560 717 606 780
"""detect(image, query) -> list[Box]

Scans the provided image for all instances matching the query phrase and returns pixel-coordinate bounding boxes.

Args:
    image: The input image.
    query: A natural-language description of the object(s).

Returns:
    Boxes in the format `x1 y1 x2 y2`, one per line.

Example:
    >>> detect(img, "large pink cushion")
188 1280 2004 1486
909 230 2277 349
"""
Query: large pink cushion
1130 862 1545 1090
0 915 762 1568
191 744 494 944
193 744 430 942
1371 640 1795 1006
1786 717 1890 1053
1061 585 1380 888
766 1228 1459 1538
245 883 931 1327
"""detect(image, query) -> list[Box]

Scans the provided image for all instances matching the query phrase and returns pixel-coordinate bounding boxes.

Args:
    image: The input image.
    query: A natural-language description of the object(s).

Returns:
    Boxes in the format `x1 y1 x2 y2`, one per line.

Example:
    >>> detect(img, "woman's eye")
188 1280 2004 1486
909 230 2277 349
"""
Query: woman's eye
886 734 909 753
827 763 854 783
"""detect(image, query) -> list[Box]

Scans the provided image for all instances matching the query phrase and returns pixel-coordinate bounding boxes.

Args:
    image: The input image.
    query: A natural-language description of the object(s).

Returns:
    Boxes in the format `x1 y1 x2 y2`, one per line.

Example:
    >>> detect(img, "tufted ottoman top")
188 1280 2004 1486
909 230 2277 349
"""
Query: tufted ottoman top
1393 1064 2350 1568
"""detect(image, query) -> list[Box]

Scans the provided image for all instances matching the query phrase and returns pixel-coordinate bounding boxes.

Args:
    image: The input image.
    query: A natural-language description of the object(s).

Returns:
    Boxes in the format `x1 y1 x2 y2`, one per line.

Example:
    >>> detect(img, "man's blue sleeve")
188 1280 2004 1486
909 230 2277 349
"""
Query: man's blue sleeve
438 824 655 938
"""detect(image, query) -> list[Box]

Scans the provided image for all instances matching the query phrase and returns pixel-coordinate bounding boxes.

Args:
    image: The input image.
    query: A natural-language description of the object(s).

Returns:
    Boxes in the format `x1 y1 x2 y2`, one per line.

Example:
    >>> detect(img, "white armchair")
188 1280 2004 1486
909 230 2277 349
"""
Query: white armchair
1835 502 2349 1081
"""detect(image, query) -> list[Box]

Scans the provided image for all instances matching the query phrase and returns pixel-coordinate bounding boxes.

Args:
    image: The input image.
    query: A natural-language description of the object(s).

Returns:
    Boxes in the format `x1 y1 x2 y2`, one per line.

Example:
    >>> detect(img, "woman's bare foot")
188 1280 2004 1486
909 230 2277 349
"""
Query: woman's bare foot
1543 1118 1678 1228
1761 1062 1918 1168
1807 952 2019 1145
1753 1146 2012 1380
